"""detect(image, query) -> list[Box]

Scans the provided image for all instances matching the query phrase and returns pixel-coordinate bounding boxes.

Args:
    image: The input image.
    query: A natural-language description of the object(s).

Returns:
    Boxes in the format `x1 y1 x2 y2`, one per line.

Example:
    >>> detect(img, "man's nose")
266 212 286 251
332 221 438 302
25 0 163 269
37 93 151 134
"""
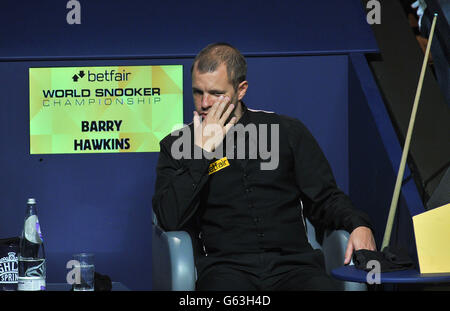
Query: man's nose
201 93 213 109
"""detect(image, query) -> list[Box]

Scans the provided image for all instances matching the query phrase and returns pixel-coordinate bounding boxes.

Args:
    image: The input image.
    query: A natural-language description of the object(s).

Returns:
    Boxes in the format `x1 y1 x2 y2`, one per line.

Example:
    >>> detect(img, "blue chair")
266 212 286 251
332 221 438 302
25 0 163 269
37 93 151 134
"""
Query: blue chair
152 209 367 291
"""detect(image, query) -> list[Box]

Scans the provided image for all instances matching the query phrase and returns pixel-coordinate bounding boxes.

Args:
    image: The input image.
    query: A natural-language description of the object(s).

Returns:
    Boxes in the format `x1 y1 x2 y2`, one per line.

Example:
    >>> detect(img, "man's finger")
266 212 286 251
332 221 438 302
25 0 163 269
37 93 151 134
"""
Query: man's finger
215 96 229 119
193 111 201 128
344 242 354 265
224 116 237 133
208 95 224 120
220 103 234 125
208 98 221 120
193 111 203 144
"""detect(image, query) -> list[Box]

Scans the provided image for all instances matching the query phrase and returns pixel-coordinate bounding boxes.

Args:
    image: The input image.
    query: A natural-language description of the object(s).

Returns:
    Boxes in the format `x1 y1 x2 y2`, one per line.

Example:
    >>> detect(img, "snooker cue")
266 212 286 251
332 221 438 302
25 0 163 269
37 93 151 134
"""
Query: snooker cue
381 13 438 251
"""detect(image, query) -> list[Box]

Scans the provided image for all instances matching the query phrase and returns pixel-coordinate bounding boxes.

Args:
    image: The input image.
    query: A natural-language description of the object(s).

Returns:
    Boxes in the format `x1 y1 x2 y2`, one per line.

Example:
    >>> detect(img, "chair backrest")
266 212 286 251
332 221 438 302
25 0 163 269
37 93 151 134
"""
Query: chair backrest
306 218 322 250
152 209 158 226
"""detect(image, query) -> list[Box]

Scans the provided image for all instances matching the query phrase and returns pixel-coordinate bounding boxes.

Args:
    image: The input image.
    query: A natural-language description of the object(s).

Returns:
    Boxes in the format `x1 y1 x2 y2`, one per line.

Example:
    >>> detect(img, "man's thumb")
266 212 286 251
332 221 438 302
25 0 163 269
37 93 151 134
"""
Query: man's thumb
344 242 353 265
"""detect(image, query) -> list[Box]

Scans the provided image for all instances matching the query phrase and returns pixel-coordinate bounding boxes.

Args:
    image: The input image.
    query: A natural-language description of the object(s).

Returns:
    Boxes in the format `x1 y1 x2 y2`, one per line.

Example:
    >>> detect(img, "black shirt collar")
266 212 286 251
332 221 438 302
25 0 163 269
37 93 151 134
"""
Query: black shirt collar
236 101 250 126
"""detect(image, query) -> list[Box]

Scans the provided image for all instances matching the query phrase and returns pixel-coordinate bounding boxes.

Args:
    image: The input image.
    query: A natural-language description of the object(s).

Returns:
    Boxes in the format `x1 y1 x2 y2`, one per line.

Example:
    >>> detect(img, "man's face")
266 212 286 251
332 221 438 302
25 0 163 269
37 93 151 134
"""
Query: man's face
192 63 239 119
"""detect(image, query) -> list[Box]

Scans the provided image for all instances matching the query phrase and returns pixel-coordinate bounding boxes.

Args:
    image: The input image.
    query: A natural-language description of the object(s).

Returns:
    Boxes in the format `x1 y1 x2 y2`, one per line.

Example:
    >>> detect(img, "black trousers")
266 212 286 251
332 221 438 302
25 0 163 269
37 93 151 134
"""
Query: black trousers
195 249 340 291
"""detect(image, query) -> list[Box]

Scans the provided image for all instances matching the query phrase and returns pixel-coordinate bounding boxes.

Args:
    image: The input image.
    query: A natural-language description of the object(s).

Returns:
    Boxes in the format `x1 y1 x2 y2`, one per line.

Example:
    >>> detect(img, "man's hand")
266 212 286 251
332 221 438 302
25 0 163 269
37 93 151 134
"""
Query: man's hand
193 95 236 153
344 226 376 265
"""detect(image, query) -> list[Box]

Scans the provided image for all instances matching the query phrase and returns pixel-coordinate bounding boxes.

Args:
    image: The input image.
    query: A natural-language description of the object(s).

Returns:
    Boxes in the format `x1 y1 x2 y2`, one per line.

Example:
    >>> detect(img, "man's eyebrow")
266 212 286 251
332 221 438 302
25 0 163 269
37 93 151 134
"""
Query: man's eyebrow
208 89 225 94
192 87 225 94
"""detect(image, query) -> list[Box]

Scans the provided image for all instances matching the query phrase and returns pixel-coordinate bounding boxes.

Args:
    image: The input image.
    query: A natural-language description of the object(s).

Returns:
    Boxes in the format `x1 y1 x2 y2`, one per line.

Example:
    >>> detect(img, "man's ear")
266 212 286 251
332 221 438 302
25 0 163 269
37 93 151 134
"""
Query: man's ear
237 81 248 101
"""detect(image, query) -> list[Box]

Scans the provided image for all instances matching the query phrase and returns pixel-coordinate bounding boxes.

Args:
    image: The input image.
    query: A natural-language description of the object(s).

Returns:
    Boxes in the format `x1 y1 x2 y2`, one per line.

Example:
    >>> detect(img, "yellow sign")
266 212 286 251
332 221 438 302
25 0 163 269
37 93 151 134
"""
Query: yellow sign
413 203 450 274
208 157 230 175
29 65 183 154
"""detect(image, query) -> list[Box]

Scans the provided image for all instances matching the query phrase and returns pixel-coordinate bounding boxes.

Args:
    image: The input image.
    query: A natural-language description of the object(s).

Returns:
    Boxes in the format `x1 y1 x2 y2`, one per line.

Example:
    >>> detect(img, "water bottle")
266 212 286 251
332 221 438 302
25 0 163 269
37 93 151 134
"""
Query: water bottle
17 198 46 291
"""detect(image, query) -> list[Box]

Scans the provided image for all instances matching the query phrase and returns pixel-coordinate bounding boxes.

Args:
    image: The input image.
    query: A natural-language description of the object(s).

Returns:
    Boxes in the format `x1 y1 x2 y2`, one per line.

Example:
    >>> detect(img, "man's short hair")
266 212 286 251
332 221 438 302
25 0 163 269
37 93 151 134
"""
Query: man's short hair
191 43 247 90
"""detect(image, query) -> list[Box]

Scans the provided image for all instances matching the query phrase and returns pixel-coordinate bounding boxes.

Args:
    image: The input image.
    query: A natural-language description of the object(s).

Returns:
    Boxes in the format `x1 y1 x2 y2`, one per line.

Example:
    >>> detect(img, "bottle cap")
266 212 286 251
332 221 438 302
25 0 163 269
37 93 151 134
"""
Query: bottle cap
27 198 36 204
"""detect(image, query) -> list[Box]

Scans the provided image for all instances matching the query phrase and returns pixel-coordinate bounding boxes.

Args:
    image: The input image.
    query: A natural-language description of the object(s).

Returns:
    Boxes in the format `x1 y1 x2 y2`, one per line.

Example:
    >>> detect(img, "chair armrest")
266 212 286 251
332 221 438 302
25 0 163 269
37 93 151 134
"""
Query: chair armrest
322 229 367 291
152 224 197 291
322 229 350 274
165 230 196 291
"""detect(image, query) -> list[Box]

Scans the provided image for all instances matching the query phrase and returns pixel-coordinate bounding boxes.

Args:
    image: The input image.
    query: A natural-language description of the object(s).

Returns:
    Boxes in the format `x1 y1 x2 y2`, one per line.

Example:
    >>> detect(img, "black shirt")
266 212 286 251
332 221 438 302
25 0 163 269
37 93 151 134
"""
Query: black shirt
152 104 373 256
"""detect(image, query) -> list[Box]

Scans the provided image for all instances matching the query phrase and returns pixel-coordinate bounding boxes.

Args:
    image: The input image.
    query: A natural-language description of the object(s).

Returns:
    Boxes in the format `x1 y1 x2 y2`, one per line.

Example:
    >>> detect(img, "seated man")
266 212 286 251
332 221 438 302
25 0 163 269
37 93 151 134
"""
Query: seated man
152 43 376 291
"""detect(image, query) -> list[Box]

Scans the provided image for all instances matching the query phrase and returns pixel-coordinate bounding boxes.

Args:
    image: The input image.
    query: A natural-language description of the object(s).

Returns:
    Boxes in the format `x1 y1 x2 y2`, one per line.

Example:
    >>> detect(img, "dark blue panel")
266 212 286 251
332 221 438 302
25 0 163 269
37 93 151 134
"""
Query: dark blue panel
348 53 424 261
0 58 194 290
245 55 349 192
348 54 393 246
0 54 351 290
0 0 378 60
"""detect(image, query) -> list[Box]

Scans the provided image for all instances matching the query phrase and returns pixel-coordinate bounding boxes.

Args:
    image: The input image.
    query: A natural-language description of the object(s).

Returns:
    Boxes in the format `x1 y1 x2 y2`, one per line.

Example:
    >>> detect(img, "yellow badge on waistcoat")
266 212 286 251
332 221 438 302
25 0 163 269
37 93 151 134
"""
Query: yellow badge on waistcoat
208 157 230 175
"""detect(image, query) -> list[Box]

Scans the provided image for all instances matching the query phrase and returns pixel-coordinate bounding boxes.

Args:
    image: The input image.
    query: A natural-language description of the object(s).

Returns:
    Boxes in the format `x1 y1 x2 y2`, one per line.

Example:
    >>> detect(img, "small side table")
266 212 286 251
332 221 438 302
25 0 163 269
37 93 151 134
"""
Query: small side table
46 282 129 291
332 265 450 284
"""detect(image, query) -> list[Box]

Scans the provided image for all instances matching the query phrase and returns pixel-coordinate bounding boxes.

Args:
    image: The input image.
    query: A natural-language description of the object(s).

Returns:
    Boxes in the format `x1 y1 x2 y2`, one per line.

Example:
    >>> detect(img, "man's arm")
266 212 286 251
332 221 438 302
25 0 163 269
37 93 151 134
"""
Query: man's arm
152 97 236 231
152 136 211 231
283 117 376 255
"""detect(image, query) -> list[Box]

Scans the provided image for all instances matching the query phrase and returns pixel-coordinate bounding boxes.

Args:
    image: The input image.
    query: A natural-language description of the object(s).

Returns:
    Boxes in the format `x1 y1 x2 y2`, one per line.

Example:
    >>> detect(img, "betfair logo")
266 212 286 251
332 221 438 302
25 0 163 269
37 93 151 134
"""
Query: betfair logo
72 70 85 82
72 70 132 82
208 157 230 175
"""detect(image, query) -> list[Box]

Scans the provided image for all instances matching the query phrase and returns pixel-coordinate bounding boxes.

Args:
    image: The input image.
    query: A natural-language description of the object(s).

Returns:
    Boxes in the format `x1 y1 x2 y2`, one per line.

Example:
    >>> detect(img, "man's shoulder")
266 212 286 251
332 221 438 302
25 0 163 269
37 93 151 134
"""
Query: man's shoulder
277 112 307 128
246 107 278 119
245 107 312 140
246 107 285 127
247 107 306 127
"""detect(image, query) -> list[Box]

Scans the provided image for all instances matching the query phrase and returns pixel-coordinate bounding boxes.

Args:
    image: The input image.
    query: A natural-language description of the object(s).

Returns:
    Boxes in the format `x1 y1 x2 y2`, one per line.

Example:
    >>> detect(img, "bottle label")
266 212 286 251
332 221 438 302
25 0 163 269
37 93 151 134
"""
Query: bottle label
17 277 45 291
24 215 43 244
0 252 18 284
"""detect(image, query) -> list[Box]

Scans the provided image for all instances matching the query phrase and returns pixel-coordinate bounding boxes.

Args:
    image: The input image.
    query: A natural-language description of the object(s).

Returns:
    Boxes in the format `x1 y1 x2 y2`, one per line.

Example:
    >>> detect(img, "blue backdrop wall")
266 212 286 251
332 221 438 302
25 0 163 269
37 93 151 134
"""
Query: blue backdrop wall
1 0 416 291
